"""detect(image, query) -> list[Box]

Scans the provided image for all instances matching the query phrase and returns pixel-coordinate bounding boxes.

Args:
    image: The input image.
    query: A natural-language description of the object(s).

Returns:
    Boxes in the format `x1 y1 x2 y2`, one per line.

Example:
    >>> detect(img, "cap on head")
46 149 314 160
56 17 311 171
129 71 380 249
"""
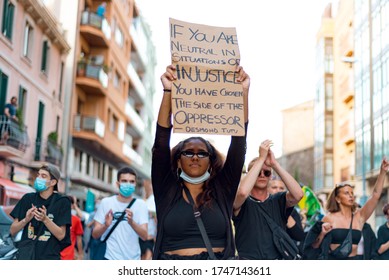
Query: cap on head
46 163 61 181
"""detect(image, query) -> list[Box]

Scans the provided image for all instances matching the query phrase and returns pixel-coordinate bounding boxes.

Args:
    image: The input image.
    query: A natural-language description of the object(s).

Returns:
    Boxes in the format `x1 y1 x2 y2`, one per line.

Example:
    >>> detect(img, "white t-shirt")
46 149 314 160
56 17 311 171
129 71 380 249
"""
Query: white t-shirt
94 195 148 260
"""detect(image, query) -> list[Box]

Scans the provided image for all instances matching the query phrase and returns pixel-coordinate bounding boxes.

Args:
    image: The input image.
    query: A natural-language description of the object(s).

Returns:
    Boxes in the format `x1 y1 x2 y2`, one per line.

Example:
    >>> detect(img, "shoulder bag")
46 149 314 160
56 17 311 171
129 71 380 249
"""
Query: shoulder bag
329 214 353 259
93 198 136 260
183 186 218 260
256 201 301 260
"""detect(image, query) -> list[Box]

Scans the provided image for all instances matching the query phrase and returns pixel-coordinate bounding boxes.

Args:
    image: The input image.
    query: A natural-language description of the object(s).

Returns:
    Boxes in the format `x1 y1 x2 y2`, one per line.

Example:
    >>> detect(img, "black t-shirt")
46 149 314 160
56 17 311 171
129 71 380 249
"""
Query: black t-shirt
10 192 71 260
161 196 226 252
377 223 389 260
233 192 291 260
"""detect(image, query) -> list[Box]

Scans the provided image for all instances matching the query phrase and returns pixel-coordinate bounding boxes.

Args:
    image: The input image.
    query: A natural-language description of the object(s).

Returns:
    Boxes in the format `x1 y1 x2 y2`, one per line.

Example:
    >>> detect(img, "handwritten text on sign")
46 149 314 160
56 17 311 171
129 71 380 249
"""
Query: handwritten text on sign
170 18 244 136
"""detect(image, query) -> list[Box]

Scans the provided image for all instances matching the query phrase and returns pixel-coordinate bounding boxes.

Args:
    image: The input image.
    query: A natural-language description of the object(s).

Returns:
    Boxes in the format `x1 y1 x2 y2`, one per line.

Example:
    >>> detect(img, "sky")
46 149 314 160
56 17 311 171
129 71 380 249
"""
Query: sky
137 0 330 165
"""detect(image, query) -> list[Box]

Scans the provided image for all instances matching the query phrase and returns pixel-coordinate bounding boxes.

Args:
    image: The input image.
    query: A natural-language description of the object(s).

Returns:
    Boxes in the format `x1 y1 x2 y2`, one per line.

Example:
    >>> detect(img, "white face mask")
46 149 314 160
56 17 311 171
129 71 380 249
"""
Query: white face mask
71 209 77 216
180 170 210 184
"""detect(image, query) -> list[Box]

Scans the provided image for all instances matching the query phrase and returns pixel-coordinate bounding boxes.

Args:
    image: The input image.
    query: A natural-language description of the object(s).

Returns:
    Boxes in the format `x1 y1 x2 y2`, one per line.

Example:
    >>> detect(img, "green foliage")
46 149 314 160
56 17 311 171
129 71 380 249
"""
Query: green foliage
16 109 24 131
48 131 58 144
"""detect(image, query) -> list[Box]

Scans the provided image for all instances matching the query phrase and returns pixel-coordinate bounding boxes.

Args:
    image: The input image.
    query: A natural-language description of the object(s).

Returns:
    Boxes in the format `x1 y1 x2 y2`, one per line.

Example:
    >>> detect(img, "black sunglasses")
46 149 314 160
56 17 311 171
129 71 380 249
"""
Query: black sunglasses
181 150 210 159
260 170 272 177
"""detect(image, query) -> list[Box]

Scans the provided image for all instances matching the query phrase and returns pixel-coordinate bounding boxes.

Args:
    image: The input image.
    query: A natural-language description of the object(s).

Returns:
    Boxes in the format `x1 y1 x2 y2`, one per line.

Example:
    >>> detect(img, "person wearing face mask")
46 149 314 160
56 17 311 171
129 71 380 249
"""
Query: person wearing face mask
151 65 249 260
92 167 148 260
9 164 71 259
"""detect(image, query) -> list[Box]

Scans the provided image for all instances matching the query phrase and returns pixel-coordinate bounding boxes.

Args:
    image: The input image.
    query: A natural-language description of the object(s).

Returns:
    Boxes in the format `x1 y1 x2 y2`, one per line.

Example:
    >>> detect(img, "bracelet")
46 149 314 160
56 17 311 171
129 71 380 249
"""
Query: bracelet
163 89 172 93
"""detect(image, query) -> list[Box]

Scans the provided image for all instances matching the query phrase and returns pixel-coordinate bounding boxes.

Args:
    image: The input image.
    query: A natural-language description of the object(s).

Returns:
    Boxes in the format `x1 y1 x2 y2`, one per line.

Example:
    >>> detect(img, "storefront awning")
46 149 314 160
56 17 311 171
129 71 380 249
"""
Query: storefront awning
0 178 35 200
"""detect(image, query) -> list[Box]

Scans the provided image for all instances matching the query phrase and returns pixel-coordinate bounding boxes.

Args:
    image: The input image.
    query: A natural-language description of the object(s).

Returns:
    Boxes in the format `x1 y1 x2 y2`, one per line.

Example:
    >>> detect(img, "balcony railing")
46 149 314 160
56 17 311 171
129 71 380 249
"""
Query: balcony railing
125 102 145 134
0 116 30 152
34 139 62 166
81 10 111 40
123 142 143 167
74 115 105 138
127 63 146 101
77 62 108 88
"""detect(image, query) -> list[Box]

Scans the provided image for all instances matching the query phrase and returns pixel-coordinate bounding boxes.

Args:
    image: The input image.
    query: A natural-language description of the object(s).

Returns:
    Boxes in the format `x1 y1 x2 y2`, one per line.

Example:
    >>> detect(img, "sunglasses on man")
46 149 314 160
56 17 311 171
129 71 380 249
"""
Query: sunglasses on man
259 170 272 177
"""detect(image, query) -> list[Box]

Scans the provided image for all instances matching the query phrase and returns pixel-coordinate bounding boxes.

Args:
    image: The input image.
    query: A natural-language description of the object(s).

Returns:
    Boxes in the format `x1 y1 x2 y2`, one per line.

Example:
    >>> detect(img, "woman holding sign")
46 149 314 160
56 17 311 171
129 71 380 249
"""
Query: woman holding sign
151 64 249 260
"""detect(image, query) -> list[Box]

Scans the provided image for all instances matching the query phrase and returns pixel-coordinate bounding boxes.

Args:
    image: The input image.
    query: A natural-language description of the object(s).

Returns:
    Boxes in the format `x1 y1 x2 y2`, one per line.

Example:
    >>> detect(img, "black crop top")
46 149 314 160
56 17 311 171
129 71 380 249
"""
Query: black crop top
330 228 362 245
161 196 227 252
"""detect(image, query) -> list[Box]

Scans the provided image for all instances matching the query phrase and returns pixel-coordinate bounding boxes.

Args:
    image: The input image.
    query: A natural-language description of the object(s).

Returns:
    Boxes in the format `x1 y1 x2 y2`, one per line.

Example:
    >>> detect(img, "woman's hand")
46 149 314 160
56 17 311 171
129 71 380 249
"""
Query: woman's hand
381 157 389 173
160 65 177 90
235 66 250 91
321 222 332 235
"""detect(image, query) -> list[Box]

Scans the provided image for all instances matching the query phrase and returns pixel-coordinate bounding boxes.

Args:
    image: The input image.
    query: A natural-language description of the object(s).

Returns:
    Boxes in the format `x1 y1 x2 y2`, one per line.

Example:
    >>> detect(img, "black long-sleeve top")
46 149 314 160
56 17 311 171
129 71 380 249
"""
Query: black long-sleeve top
151 123 247 259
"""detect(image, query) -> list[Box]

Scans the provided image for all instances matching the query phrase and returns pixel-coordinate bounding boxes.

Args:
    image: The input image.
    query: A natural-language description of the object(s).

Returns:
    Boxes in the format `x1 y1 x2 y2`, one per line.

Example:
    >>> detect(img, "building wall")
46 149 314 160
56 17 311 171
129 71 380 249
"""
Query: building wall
354 0 389 228
57 0 156 202
332 0 355 186
0 0 69 188
282 100 314 155
314 5 334 193
280 100 314 187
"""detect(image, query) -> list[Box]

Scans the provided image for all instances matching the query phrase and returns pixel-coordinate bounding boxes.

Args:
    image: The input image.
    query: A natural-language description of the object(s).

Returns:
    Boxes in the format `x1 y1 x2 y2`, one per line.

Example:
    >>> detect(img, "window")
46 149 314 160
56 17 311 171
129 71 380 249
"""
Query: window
1 0 15 40
18 86 27 122
58 62 64 101
109 112 117 133
0 70 9 113
56 115 60 134
113 70 121 89
23 22 33 58
115 26 124 48
41 40 50 74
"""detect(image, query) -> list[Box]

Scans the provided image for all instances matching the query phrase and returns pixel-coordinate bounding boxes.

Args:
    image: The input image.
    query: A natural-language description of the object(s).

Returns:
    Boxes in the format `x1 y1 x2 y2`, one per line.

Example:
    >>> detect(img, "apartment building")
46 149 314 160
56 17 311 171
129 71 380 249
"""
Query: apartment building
333 0 355 187
353 0 389 227
0 0 70 204
314 4 335 195
57 0 156 208
315 0 389 228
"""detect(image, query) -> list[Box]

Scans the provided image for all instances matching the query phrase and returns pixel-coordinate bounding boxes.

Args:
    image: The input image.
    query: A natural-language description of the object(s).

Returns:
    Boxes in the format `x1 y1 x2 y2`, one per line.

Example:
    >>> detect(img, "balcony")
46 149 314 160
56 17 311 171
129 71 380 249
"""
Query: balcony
125 103 144 136
339 117 355 146
339 71 354 103
130 22 148 67
80 10 111 47
33 139 62 166
76 62 108 95
123 142 143 167
73 115 105 138
0 116 30 158
127 63 146 103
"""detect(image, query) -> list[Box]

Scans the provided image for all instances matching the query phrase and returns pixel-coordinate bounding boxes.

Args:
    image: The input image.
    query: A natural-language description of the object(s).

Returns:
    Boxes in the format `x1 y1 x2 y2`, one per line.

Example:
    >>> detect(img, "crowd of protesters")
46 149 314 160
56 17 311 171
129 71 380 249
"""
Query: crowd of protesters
2 64 389 261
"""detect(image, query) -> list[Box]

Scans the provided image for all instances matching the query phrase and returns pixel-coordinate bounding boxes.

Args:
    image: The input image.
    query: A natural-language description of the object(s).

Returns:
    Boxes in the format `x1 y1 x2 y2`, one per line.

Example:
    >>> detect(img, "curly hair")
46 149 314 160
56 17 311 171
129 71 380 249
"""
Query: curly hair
171 137 224 208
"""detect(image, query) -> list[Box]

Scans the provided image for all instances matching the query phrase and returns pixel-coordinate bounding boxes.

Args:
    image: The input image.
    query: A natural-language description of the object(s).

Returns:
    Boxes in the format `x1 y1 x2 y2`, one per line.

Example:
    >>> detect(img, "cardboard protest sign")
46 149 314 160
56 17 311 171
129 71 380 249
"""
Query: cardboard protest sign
169 18 245 136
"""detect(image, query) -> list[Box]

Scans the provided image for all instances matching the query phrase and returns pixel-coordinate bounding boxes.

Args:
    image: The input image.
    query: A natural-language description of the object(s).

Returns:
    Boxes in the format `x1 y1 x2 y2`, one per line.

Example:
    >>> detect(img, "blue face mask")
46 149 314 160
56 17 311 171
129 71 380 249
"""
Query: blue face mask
34 177 48 192
119 183 135 197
